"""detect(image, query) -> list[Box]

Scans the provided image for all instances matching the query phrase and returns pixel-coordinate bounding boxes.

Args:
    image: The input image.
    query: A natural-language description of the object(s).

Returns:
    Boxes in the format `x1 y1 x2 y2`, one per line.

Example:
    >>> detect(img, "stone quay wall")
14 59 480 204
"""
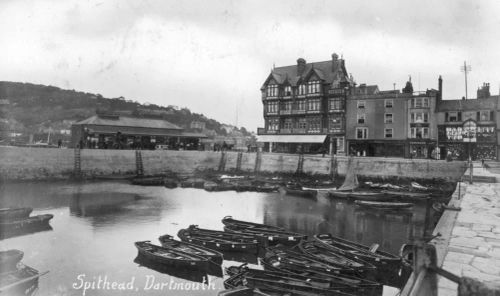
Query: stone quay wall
0 146 467 181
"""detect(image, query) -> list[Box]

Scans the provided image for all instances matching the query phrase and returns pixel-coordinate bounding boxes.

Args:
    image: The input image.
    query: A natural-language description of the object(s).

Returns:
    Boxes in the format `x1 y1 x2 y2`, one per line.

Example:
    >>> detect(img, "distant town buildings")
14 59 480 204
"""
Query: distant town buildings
257 54 499 160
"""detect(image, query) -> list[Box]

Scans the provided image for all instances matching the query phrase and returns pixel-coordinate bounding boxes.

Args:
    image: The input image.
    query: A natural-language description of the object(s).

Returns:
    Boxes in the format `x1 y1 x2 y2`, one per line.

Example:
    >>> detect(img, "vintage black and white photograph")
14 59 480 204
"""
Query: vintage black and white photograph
1 0 500 295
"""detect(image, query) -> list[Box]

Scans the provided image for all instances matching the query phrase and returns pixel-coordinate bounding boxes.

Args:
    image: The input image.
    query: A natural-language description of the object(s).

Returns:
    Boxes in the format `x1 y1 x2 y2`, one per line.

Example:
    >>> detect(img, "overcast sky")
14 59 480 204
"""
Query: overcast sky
1 0 500 131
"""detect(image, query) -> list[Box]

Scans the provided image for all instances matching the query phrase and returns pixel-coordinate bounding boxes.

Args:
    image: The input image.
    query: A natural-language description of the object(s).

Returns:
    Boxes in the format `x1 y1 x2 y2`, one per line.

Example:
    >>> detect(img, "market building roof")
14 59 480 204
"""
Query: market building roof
74 115 182 130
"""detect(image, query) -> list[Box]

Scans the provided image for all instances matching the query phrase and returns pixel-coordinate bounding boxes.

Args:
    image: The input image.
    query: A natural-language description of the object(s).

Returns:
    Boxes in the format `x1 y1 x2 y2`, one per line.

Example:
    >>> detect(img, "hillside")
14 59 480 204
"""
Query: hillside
0 81 251 141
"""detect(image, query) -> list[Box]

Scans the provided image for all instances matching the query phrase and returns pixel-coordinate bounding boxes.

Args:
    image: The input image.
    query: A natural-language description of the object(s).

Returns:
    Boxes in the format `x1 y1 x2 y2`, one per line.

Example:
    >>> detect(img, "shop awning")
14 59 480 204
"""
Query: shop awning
257 135 327 143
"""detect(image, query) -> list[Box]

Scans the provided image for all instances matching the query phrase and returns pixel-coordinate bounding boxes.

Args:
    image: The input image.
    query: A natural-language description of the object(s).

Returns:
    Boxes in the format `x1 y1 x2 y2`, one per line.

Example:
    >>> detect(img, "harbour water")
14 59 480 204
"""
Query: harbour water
0 180 437 296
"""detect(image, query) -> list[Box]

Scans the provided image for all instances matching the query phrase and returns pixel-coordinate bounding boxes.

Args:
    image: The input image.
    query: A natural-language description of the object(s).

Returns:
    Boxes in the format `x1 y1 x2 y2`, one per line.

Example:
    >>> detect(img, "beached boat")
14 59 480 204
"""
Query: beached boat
0 250 24 271
255 184 279 193
354 200 414 210
313 234 402 269
264 247 355 275
0 214 54 232
177 225 259 252
0 208 33 221
298 240 375 272
134 241 209 269
224 265 356 296
0 264 46 296
158 234 223 265
283 186 318 199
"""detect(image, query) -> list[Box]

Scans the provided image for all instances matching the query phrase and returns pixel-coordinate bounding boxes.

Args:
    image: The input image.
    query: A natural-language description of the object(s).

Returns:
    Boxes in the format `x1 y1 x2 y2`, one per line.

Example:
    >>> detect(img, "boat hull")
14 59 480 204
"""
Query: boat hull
158 235 223 265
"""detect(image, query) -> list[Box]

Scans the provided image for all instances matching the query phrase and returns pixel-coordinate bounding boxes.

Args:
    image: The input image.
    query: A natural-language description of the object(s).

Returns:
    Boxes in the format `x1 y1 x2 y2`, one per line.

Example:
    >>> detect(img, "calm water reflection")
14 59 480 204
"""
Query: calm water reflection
0 181 432 296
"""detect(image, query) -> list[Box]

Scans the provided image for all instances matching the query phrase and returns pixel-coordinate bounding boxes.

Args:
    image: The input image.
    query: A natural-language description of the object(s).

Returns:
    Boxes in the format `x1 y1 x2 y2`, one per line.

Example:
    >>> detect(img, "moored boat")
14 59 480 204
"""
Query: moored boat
264 247 355 275
313 234 402 270
0 250 24 271
380 190 429 201
222 216 286 231
224 264 356 296
177 225 259 252
0 208 33 221
298 240 376 272
134 241 209 269
327 191 352 199
283 186 318 199
131 177 165 186
0 214 54 232
0 264 46 296
354 200 414 210
224 224 306 246
158 234 223 264
347 192 392 202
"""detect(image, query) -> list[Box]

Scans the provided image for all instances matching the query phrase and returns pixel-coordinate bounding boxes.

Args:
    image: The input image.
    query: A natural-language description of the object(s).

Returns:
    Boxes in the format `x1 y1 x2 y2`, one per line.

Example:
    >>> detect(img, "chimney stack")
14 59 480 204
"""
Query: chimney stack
438 75 443 101
332 53 339 71
297 58 306 75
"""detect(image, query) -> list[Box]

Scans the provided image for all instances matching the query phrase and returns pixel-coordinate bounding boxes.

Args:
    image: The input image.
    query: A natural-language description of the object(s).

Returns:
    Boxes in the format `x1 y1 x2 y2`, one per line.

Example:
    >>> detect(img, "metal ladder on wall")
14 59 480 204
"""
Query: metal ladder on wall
74 148 81 176
135 150 144 176
296 154 304 174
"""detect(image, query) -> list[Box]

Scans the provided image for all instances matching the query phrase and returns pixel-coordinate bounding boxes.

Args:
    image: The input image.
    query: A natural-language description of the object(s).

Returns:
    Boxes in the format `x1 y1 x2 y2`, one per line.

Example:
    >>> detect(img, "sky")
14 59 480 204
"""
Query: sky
1 0 500 131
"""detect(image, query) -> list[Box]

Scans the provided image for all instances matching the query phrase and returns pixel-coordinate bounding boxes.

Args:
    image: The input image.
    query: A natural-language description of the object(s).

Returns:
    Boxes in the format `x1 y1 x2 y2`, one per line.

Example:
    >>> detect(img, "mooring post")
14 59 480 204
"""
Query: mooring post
408 242 438 296
469 160 473 184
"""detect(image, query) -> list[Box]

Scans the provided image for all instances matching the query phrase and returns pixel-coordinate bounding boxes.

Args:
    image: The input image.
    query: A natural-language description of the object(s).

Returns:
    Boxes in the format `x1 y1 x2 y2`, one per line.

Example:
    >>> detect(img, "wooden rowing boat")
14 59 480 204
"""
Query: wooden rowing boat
0 250 24 271
224 225 305 246
218 286 272 296
327 191 352 199
0 264 47 296
0 214 54 232
0 208 33 221
222 216 306 246
177 225 259 252
347 192 392 202
298 240 376 272
224 264 356 296
264 247 355 275
380 190 429 201
158 234 223 265
354 200 414 210
134 241 209 269
259 258 382 296
283 186 318 199
313 234 401 270
224 269 354 296
222 216 283 230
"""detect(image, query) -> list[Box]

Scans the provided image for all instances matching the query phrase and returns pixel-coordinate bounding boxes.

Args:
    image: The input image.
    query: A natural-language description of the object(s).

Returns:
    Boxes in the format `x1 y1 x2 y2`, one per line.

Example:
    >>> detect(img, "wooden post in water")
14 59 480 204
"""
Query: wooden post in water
330 154 338 180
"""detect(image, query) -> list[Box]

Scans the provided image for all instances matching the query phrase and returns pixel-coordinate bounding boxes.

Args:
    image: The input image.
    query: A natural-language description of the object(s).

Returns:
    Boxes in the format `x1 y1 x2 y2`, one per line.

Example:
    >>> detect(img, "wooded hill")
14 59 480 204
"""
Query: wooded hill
0 81 250 137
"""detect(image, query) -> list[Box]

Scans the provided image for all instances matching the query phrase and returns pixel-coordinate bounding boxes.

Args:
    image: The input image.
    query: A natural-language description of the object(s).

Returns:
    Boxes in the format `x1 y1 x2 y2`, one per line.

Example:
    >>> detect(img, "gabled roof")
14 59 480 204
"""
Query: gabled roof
261 57 354 89
74 115 183 130
438 96 498 112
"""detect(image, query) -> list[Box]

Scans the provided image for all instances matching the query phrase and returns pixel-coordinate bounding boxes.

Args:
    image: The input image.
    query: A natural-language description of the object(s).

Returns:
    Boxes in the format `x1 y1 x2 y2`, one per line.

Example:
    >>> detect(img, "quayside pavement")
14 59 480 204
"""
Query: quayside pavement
438 163 500 295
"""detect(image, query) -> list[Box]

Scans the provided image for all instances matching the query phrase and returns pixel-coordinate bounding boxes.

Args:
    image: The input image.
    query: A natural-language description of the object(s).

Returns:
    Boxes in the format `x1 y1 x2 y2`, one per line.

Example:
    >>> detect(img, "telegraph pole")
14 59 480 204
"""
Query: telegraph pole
460 61 472 100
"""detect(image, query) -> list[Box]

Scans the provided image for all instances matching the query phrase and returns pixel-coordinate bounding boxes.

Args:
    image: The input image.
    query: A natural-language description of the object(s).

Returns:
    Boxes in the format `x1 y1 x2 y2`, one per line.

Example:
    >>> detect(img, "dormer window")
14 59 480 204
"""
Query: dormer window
267 84 278 97
298 84 306 95
307 81 321 94
284 86 292 96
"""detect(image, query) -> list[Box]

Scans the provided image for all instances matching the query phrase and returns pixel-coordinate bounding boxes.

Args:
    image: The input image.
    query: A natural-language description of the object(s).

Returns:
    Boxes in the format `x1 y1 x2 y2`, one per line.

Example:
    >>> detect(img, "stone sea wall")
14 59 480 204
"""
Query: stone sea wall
0 146 467 181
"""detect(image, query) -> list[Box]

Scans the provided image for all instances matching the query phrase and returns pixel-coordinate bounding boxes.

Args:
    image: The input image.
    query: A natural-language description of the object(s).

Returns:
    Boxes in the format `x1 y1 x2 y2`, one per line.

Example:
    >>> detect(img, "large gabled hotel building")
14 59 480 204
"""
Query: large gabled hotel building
257 53 355 155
